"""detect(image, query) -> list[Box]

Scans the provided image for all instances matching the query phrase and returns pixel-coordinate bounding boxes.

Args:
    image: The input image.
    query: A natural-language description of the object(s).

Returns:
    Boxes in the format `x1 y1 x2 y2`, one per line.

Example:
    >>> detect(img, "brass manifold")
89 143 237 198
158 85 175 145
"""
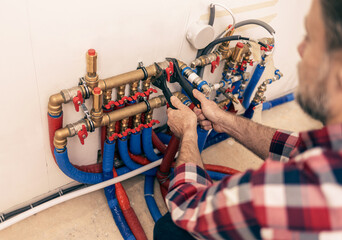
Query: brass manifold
48 56 169 117
54 95 167 150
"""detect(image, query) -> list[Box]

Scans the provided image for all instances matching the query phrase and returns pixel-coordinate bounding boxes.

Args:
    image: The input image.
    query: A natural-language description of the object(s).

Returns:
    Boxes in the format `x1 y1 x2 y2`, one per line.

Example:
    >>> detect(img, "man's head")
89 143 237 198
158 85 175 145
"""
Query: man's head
297 0 342 124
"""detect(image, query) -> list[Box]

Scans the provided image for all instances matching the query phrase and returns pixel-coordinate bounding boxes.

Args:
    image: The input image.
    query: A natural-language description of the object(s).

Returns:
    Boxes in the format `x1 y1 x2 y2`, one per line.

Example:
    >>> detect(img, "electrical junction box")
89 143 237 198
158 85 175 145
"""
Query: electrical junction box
186 21 215 49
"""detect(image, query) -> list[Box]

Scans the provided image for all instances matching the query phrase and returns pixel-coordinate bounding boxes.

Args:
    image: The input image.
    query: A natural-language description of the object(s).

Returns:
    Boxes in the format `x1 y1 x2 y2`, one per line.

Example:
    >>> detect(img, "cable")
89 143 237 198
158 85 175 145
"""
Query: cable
0 158 167 231
208 4 215 26
210 3 236 38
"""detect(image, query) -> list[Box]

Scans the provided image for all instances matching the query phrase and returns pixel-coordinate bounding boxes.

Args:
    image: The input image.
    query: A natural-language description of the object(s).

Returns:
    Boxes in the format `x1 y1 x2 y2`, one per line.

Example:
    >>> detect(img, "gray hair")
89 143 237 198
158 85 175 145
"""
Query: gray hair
320 0 342 52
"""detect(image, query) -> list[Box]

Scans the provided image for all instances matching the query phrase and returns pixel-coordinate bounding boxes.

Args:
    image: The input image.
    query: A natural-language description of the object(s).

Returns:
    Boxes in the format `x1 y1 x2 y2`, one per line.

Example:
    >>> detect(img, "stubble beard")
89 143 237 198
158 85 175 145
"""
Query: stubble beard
296 59 330 124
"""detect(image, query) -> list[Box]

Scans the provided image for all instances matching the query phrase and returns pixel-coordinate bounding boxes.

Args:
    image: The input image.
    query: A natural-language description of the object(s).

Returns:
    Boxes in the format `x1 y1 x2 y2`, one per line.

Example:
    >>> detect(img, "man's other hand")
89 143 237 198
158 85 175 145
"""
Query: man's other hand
193 89 225 133
167 96 197 139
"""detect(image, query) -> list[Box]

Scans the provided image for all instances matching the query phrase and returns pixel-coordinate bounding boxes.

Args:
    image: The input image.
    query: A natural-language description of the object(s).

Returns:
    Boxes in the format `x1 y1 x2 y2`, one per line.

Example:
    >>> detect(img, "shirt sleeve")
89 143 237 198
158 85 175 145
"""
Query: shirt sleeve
269 130 300 162
165 163 261 240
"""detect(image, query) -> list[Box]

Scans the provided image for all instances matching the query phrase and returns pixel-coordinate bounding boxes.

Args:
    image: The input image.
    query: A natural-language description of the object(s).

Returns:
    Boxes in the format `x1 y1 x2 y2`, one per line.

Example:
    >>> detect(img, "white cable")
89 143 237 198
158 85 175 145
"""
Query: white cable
0 155 178 231
210 3 236 38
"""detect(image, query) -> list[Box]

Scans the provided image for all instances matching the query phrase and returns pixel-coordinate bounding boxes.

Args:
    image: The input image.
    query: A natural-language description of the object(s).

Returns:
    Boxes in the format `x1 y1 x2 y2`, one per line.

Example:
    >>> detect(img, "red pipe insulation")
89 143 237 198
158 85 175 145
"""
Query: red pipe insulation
48 113 63 161
152 130 167 154
113 170 147 240
204 164 241 175
128 151 151 165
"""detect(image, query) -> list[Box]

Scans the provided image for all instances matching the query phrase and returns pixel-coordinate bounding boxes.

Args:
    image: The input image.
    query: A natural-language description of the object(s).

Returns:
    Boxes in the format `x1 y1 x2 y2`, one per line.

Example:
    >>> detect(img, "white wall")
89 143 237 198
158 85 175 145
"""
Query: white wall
0 0 311 213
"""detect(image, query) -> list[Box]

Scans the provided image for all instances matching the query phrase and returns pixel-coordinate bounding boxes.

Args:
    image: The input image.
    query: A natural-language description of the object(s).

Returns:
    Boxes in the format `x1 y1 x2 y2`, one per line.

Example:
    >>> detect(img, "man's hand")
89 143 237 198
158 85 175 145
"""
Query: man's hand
192 89 226 133
167 96 197 139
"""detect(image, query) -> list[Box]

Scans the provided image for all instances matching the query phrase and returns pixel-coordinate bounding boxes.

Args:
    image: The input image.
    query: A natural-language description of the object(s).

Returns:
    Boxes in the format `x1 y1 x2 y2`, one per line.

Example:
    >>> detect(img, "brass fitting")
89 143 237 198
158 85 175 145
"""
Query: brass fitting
48 93 65 116
144 110 153 124
120 118 129 133
130 80 139 96
133 114 141 128
232 43 245 63
48 85 87 116
85 74 99 91
142 77 151 92
190 52 221 68
217 99 231 109
86 49 97 77
54 118 89 149
103 89 113 106
173 92 192 107
107 122 116 137
218 26 235 58
85 49 99 90
117 85 126 100
91 87 103 127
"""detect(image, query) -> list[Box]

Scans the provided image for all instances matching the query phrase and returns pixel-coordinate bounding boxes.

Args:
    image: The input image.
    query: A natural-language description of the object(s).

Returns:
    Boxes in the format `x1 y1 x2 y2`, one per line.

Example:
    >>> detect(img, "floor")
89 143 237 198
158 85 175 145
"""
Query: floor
0 101 322 240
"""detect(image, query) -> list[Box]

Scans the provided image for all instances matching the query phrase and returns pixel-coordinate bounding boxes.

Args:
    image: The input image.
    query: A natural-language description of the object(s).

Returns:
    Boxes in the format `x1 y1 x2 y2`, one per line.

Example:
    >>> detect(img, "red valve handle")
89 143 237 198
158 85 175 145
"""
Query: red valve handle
77 125 88 145
165 61 174 82
211 56 220 73
72 91 84 112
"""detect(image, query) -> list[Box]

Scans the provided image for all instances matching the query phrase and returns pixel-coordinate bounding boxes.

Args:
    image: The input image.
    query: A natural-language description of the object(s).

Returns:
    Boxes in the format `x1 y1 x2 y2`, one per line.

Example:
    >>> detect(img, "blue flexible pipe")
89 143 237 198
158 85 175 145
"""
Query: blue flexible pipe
243 101 258 119
105 186 135 240
144 176 162 222
262 93 295 110
118 138 157 176
197 126 209 153
242 64 265 109
116 166 130 176
103 141 135 240
129 132 142 155
156 132 172 145
54 148 103 184
207 170 231 181
142 127 161 162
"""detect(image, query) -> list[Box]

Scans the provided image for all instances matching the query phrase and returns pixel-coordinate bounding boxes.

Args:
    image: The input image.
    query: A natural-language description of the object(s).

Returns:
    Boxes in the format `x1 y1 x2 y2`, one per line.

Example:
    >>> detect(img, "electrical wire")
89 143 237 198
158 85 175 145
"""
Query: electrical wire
210 3 236 38
0 158 169 231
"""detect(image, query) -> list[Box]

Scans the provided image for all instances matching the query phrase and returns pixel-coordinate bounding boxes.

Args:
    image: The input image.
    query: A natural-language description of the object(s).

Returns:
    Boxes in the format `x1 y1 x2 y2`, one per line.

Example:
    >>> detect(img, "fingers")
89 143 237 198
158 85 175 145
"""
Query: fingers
193 89 209 103
170 96 186 109
199 120 213 130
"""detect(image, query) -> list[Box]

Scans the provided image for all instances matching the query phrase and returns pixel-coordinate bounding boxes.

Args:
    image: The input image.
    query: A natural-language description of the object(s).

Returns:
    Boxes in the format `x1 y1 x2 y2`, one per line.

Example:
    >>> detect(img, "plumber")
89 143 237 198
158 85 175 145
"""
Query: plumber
154 0 342 239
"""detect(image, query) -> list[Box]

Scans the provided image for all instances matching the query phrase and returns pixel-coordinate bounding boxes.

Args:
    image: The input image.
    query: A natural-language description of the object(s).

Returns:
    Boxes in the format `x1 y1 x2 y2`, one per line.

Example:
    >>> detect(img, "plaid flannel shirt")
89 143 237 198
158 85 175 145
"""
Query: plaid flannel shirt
166 124 342 240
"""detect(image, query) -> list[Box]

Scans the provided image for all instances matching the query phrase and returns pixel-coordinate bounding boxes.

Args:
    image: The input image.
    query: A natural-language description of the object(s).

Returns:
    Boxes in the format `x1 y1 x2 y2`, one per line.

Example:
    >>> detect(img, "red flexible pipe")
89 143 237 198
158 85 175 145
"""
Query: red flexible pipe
128 151 151 165
101 126 107 157
48 113 63 162
151 130 167 154
204 164 241 175
157 135 180 198
113 170 148 240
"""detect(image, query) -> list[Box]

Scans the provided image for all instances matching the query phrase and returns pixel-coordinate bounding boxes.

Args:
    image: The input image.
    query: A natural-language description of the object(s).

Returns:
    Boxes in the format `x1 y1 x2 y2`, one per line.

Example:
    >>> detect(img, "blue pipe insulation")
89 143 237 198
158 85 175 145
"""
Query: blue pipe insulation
197 126 209 153
129 132 142 155
242 64 265 109
55 148 104 184
144 176 162 222
54 148 130 184
105 186 135 240
203 132 230 150
103 140 115 180
156 132 172 145
243 101 258 119
118 138 157 176
207 170 231 181
142 127 161 162
102 141 135 240
262 93 295 110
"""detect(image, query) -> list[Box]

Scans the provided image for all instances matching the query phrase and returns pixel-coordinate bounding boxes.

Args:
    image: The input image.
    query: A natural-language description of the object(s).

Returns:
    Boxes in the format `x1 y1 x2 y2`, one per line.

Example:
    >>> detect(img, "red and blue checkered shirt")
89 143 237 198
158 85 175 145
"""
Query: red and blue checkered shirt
166 124 342 239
